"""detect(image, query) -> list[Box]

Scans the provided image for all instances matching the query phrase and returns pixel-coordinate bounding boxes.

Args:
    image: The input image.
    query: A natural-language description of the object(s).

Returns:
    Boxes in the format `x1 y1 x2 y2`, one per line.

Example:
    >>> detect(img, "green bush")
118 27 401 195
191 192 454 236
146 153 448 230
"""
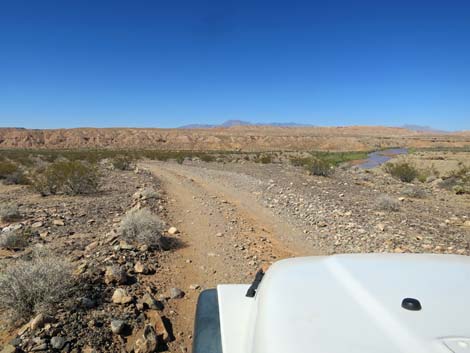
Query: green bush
384 161 418 182
31 160 100 196
449 165 470 195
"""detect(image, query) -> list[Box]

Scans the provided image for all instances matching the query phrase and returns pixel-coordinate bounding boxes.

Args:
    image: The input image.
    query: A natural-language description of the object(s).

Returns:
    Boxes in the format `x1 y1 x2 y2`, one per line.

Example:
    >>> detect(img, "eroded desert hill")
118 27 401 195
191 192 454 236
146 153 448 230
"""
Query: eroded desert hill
0 126 469 151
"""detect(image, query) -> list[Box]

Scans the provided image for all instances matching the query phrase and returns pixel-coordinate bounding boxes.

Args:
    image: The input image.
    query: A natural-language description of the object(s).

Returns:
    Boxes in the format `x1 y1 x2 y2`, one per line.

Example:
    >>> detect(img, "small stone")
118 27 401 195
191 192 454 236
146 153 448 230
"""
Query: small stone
140 293 163 310
169 288 185 299
112 288 133 304
31 222 43 228
81 297 96 309
147 310 170 343
30 313 54 331
85 241 98 252
168 227 179 235
52 219 64 226
50 336 66 350
215 232 223 237
110 320 126 335
189 284 200 290
119 240 135 250
376 223 385 232
463 220 470 228
105 266 128 285
131 325 158 353
134 261 147 274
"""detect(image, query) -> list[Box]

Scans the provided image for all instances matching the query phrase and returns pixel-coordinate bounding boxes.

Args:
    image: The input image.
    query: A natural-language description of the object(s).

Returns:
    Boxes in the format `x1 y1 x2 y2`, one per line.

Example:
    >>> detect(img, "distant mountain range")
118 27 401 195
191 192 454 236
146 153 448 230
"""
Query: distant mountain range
401 124 449 133
179 120 450 132
178 120 313 129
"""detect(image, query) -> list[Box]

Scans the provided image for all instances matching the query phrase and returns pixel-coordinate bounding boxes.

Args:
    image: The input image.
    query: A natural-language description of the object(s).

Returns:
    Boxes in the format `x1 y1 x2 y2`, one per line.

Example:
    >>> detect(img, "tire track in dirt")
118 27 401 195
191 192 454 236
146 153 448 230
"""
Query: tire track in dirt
142 161 316 352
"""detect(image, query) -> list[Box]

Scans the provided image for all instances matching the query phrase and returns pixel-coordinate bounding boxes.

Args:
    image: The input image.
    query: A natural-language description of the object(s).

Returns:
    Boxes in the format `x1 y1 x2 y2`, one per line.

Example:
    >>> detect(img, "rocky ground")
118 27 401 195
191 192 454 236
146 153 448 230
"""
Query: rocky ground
1 151 469 353
0 167 191 353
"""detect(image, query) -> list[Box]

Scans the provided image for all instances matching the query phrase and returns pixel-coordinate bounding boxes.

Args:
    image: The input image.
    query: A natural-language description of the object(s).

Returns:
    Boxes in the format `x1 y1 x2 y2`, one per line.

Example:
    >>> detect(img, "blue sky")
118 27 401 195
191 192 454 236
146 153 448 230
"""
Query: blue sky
0 0 469 130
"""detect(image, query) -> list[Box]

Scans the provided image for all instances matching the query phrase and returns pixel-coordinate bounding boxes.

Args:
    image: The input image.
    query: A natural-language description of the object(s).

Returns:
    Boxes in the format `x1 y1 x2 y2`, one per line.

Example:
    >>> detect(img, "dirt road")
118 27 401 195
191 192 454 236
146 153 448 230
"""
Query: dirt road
143 161 316 352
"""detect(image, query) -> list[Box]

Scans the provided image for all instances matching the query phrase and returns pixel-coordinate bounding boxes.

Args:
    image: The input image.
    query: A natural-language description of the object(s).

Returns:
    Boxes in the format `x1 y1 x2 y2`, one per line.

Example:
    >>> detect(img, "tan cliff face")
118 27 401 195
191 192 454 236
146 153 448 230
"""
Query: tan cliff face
0 126 468 151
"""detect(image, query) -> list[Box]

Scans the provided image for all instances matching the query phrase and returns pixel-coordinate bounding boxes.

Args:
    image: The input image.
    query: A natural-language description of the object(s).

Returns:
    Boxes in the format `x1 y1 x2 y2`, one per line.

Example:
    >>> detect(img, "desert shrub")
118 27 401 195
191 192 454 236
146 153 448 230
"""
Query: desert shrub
0 161 18 179
0 203 21 222
3 169 29 185
175 155 185 164
0 252 74 321
449 165 470 195
200 154 215 162
0 229 29 249
402 186 426 198
140 188 160 200
310 159 334 176
384 161 418 182
290 157 313 167
112 155 134 171
259 155 273 164
119 209 164 248
376 195 400 211
31 160 100 196
0 161 28 184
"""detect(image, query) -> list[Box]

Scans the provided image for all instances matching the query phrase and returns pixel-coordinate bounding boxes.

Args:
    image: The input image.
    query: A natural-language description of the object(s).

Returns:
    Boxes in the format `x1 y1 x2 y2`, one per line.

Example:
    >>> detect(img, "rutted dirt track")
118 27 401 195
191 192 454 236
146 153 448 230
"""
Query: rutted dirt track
143 162 311 352
144 159 470 352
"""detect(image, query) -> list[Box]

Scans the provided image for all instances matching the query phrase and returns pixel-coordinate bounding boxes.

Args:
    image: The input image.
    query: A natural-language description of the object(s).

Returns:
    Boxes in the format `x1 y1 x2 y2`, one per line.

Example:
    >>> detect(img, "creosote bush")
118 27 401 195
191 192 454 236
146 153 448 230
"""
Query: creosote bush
0 202 21 222
119 209 164 248
376 195 400 212
31 160 100 196
0 252 74 322
384 161 418 182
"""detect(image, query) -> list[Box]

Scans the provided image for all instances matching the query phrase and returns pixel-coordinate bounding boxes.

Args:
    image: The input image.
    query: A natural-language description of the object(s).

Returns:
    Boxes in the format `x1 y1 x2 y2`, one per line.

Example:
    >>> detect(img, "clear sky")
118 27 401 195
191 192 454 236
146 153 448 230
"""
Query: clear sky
1 0 469 130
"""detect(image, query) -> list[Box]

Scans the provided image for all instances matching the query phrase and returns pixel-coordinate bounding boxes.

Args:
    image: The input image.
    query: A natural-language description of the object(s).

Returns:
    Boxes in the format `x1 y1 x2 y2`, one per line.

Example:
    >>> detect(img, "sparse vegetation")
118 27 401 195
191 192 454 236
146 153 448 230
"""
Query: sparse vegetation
449 165 470 195
119 208 164 248
0 202 21 222
111 155 134 170
0 252 74 321
31 160 100 196
0 229 29 249
310 158 334 176
384 161 418 182
376 195 400 211
402 186 426 198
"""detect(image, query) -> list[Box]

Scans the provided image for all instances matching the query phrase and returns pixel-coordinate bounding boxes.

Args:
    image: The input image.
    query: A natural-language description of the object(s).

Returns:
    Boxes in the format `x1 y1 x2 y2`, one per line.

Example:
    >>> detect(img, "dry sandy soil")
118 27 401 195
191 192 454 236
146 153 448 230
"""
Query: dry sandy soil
1 149 469 352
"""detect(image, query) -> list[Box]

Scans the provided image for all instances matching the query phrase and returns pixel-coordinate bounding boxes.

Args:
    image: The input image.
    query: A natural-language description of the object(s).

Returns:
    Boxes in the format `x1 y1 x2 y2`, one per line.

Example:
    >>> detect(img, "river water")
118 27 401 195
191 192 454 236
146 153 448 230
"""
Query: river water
359 148 408 169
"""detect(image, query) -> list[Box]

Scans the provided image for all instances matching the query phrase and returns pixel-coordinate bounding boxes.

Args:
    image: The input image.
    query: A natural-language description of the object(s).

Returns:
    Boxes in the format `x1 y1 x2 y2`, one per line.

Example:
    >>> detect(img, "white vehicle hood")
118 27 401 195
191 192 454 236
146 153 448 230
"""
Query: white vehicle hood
218 254 470 353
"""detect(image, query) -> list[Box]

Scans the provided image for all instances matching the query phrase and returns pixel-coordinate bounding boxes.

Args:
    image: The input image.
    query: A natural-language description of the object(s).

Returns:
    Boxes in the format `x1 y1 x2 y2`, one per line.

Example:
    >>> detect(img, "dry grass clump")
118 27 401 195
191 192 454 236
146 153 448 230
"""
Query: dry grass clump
0 202 21 222
0 230 29 249
402 186 426 198
0 252 74 321
140 188 160 200
376 195 400 212
31 160 100 196
119 209 164 248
